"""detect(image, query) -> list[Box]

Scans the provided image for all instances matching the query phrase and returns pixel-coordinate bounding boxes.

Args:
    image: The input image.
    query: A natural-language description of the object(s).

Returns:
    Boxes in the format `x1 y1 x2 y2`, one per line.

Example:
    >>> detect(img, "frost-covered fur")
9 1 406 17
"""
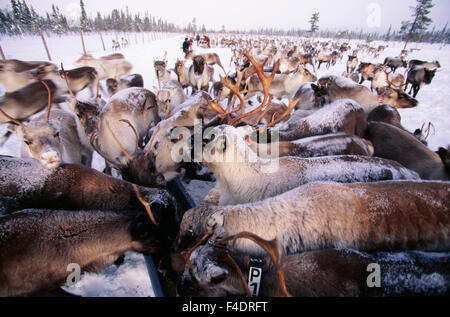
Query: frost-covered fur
98 87 160 163
147 92 218 181
0 209 161 297
199 181 450 256
279 99 367 141
251 133 374 159
204 125 419 206
180 245 450 297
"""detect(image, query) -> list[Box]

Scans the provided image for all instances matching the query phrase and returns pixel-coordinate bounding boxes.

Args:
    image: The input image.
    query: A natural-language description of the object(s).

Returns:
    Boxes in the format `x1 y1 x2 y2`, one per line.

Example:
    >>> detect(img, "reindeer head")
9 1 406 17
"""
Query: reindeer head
154 60 167 78
177 232 289 297
193 56 206 75
383 88 418 109
106 78 119 96
67 98 101 137
9 121 62 169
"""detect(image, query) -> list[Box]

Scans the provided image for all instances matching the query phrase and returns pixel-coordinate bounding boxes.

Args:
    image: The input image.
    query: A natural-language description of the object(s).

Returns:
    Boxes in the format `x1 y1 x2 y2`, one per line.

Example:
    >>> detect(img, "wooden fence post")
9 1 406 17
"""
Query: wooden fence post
0 45 6 60
99 32 106 51
39 29 52 61
80 29 87 55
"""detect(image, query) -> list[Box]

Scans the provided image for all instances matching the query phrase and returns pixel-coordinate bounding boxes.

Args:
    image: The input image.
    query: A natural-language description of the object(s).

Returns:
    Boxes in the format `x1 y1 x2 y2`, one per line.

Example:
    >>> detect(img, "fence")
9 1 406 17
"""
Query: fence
0 31 181 62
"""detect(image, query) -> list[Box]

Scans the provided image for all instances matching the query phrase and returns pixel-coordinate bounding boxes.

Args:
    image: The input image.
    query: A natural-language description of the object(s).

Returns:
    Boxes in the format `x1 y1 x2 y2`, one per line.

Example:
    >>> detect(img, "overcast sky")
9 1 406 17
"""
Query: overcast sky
1 0 449 32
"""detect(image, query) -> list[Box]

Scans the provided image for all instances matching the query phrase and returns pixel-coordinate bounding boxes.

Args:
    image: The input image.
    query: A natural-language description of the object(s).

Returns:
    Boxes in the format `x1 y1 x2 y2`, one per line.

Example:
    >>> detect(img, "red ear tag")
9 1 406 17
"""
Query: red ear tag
246 136 252 146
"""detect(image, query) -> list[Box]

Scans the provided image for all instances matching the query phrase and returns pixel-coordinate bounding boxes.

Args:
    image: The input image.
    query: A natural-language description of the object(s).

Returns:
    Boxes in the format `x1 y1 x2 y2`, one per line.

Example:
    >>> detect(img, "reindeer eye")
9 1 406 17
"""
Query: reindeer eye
54 132 60 138
153 141 159 150
24 140 32 145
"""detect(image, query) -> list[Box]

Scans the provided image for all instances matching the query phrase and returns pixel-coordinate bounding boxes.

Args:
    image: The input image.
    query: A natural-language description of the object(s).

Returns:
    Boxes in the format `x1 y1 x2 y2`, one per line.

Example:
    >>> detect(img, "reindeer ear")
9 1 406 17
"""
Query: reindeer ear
7 124 22 137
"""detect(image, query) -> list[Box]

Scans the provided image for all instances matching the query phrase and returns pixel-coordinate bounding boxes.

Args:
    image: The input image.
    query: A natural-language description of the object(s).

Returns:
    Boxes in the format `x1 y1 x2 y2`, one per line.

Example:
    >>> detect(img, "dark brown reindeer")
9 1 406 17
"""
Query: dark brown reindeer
178 232 450 297
189 55 214 93
0 208 173 297
314 75 418 114
0 80 63 125
176 180 449 260
0 155 172 216
365 121 449 180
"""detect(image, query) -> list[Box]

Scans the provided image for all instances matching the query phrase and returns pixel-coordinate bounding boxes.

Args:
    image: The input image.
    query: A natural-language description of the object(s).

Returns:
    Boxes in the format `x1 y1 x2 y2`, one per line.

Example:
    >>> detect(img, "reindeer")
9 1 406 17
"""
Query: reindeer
146 91 219 181
174 59 190 89
365 121 449 180
91 87 160 172
74 54 132 80
0 206 174 296
106 73 144 97
156 80 187 119
407 59 441 71
154 52 178 88
249 132 374 159
371 64 405 94
0 59 57 92
278 56 302 74
346 55 359 74
185 51 226 74
198 125 419 206
188 55 214 93
384 57 407 73
405 66 437 98
178 232 450 297
316 51 339 70
245 66 317 100
176 180 449 262
0 80 63 125
277 98 367 141
37 65 102 99
357 62 377 85
0 155 172 216
314 75 418 114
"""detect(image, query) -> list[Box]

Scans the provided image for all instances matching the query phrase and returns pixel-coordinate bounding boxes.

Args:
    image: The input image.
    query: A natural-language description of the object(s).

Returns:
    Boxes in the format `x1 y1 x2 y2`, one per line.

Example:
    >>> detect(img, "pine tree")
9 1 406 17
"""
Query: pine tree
400 0 434 47
309 12 319 34
385 24 392 41
80 0 90 31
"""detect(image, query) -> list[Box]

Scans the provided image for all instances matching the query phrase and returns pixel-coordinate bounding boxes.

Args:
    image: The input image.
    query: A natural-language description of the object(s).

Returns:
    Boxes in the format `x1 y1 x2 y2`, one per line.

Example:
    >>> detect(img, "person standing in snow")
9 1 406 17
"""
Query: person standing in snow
182 38 190 54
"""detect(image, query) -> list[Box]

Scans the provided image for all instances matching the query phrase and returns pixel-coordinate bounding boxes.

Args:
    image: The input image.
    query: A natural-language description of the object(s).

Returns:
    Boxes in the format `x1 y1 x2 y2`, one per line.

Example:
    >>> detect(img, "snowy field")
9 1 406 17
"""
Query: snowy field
0 32 449 297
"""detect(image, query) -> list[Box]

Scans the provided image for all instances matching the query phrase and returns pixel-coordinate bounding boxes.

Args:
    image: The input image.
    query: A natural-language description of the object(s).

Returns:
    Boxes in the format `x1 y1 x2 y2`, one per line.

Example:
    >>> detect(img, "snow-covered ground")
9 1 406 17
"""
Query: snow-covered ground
0 32 448 297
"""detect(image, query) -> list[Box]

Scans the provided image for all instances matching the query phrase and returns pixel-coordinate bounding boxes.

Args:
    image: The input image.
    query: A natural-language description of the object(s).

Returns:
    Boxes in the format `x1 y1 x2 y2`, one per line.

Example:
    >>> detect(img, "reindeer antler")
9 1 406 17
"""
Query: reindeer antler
0 108 26 127
119 119 139 153
132 184 158 226
89 132 122 170
105 120 133 161
228 53 281 126
180 233 212 270
217 231 291 297
60 63 79 103
91 71 100 102
39 80 52 122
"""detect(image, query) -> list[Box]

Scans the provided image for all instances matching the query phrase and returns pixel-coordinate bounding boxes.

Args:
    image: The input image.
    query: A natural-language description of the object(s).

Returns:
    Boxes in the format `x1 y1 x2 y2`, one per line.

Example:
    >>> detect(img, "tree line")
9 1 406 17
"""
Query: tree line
0 0 183 35
0 0 448 45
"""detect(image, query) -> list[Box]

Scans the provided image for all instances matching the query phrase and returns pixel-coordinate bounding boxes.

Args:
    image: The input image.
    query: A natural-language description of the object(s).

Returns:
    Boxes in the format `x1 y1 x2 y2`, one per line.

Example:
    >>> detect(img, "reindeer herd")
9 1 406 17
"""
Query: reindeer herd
0 33 448 297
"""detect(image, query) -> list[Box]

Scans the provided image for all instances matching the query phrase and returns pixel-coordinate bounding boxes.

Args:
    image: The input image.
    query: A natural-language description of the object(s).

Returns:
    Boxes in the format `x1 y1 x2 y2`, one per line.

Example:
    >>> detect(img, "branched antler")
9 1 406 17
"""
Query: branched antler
0 108 25 127
218 231 292 297
180 233 212 270
39 80 52 122
132 184 158 226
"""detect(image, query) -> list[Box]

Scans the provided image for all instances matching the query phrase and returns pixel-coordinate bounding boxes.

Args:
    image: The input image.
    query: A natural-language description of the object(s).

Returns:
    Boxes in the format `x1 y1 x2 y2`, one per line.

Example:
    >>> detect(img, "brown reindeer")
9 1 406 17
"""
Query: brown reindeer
0 155 172 216
315 75 418 114
178 232 450 297
365 121 449 180
0 207 173 297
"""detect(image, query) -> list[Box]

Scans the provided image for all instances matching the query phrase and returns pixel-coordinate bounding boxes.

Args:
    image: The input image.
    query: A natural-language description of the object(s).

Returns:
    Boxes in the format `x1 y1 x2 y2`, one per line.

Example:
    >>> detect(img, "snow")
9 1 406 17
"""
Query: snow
0 33 448 297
